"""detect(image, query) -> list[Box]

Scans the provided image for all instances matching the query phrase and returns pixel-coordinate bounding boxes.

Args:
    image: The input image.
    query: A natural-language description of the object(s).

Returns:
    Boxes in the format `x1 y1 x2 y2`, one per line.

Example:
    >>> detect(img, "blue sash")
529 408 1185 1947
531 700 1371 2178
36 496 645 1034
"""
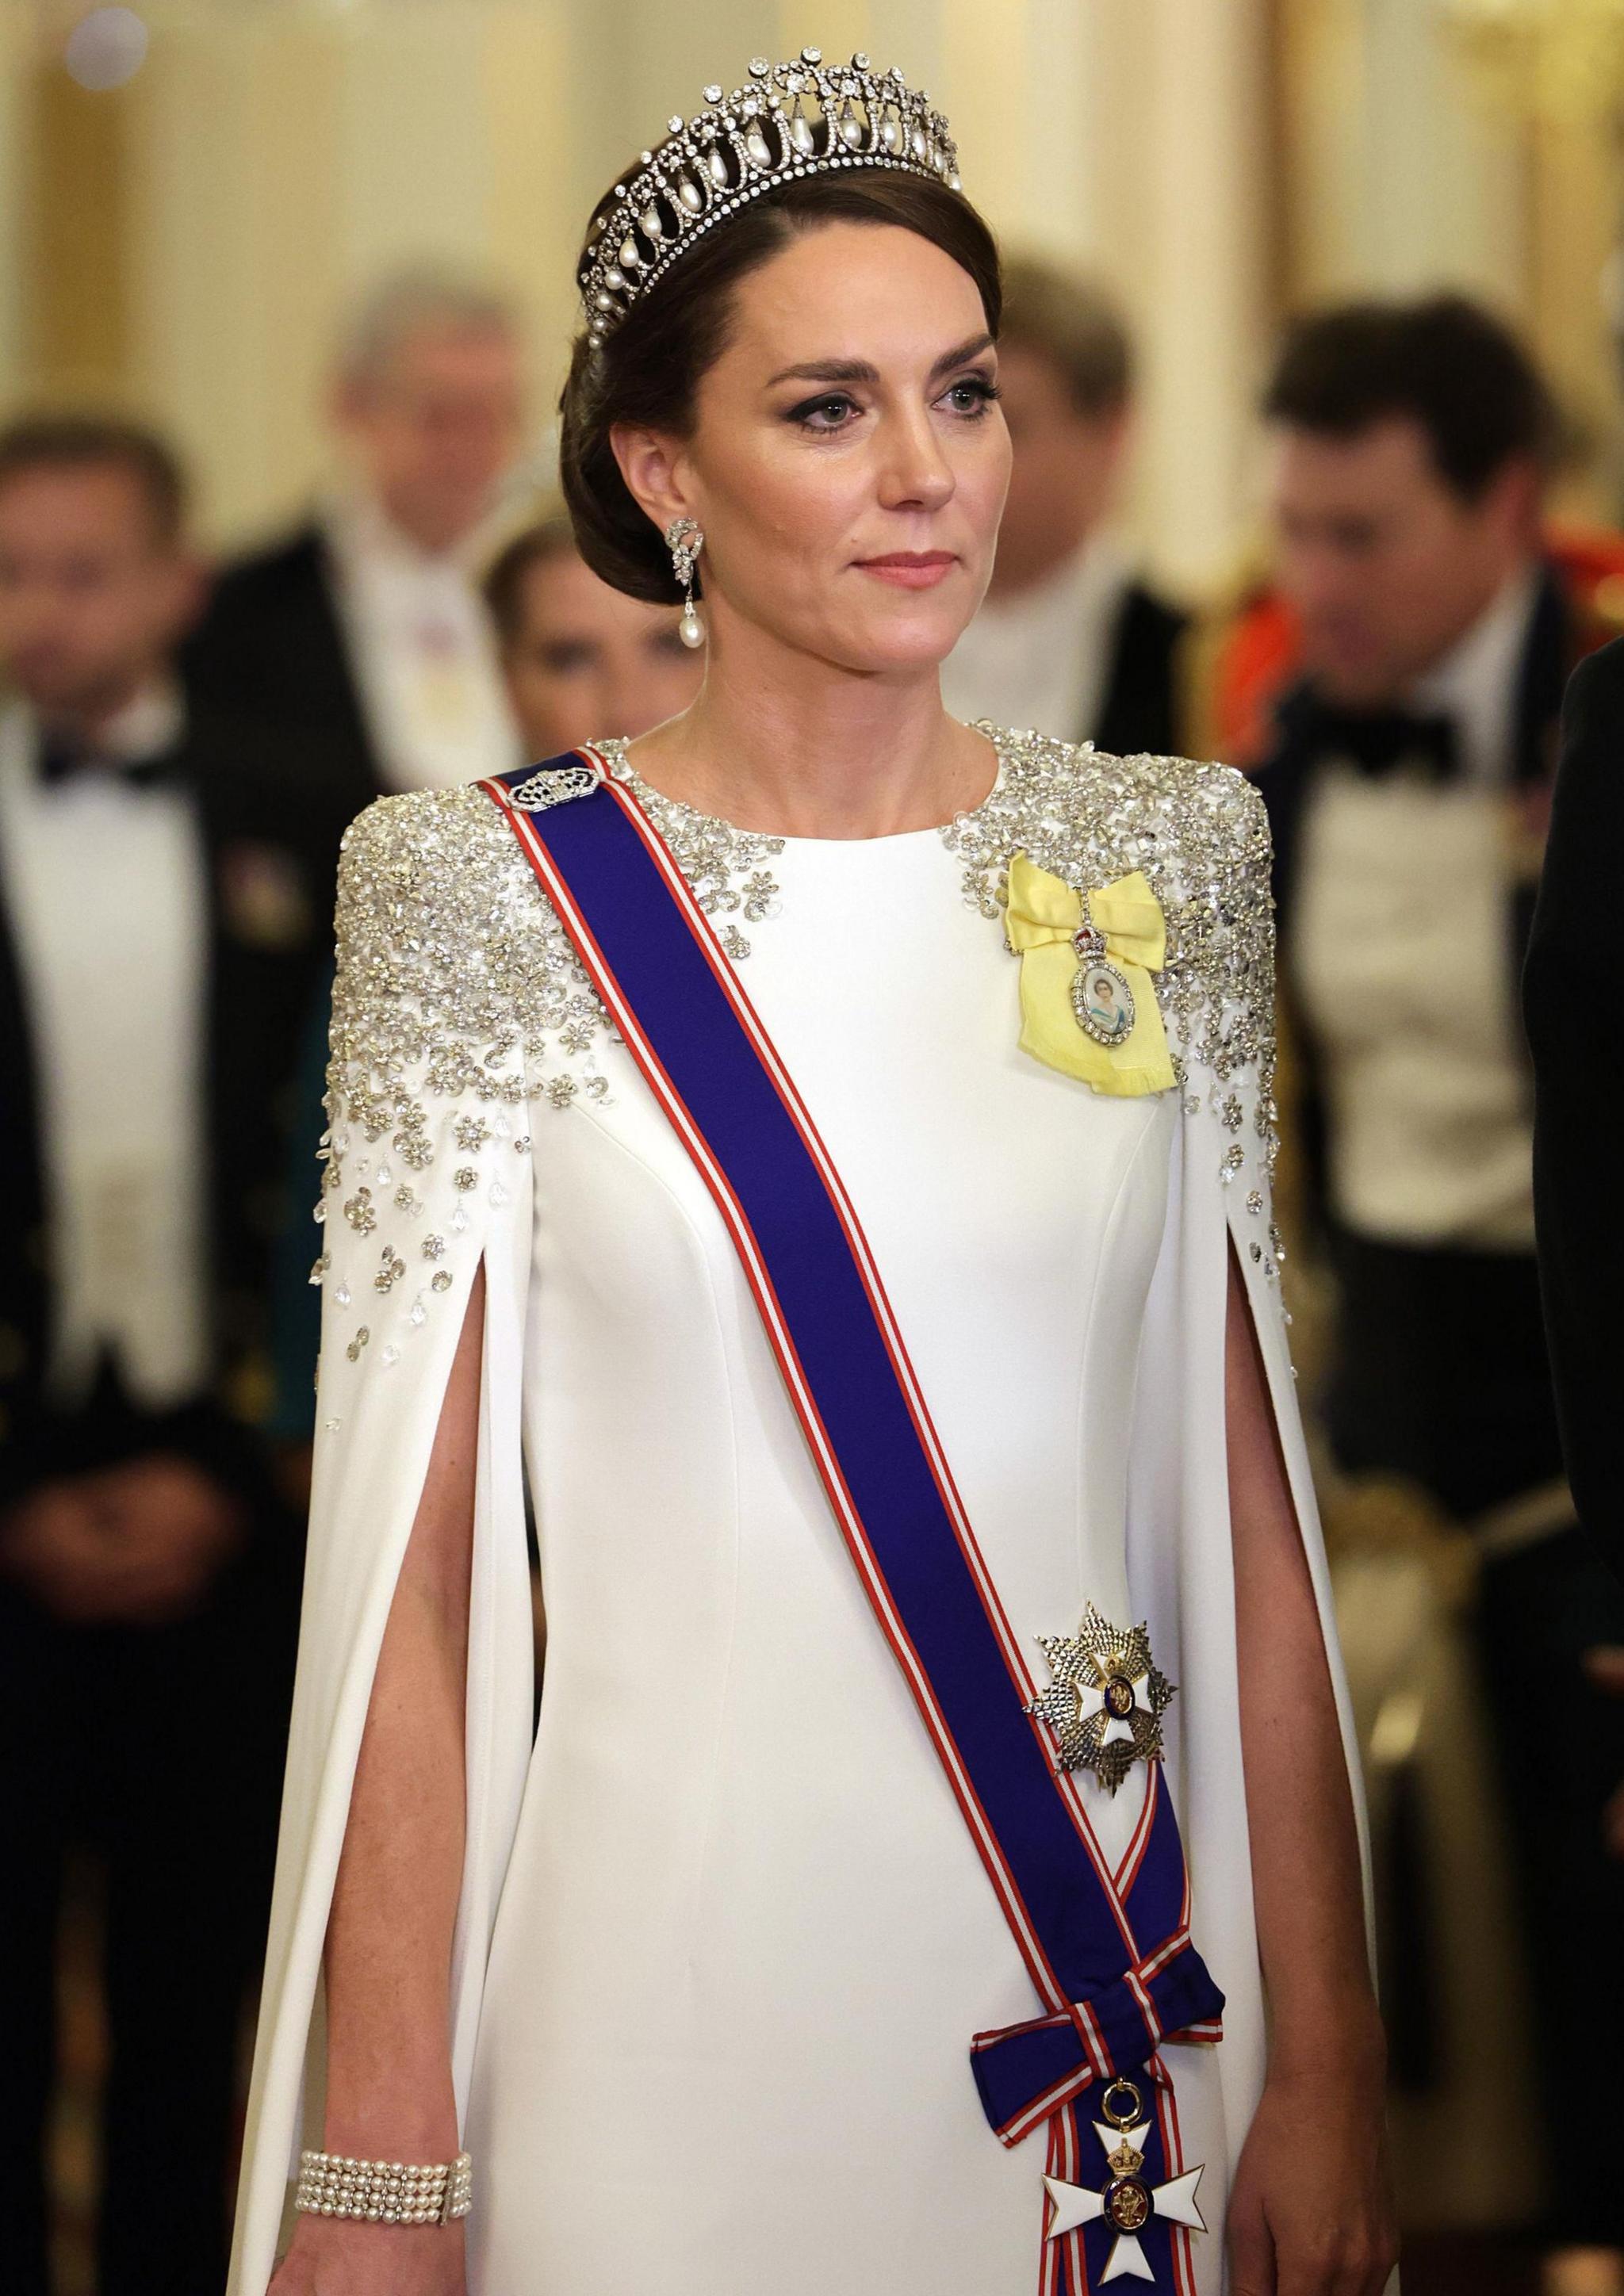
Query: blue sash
483 753 1225 2293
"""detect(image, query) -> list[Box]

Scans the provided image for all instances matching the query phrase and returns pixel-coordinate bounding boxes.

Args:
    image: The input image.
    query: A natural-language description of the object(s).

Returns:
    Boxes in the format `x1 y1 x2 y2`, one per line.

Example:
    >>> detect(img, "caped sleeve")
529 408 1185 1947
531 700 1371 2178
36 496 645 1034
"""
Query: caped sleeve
311 789 541 1393
1121 755 1371 2141
229 786 580 2295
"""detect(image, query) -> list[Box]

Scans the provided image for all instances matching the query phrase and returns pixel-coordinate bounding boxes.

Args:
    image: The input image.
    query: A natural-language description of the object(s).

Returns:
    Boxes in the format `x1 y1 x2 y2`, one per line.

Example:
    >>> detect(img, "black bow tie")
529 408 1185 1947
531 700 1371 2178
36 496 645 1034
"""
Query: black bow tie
1276 686 1460 784
36 734 183 790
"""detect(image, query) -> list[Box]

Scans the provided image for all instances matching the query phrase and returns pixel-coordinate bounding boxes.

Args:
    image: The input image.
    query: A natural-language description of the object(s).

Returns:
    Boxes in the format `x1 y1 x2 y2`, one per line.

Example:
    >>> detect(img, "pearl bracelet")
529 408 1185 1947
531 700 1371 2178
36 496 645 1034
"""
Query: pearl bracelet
293 2148 473 2226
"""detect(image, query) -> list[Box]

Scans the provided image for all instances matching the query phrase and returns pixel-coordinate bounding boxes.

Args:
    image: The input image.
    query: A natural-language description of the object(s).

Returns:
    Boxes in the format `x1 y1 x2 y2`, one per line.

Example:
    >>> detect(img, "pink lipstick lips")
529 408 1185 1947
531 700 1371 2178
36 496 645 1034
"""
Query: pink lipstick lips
855 551 958 590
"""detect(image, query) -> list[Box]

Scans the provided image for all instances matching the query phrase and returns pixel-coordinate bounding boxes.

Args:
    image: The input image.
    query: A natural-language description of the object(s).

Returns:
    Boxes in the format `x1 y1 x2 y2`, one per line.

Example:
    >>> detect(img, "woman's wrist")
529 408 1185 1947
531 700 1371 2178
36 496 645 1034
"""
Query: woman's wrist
1265 1987 1388 2093
322 2080 461 2165
322 2115 462 2164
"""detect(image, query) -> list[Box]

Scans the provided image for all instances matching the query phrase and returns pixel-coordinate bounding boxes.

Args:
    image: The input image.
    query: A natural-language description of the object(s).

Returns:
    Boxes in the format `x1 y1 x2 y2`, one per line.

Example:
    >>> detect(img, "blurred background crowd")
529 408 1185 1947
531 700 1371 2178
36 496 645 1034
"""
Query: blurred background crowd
2 2 1624 2293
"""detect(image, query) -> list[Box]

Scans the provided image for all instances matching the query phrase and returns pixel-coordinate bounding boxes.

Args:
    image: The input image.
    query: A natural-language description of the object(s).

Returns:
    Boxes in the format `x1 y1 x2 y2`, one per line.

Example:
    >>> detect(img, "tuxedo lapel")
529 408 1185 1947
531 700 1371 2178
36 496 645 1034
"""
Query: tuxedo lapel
182 520 384 825
192 712 339 1395
1512 561 1573 791
289 526 381 817
1092 581 1186 761
1507 565 1574 999
0 787 48 1438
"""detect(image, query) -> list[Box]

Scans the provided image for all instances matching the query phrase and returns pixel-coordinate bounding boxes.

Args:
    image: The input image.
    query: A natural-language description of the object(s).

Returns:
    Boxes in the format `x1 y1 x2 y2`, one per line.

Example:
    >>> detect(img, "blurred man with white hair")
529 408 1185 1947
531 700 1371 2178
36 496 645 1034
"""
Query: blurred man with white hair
186 267 524 818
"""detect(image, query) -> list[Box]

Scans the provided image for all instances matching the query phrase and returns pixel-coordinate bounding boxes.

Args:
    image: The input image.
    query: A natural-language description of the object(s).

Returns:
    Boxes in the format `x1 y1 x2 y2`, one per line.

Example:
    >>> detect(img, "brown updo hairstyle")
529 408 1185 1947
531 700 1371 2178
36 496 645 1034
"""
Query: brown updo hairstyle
559 169 1002 607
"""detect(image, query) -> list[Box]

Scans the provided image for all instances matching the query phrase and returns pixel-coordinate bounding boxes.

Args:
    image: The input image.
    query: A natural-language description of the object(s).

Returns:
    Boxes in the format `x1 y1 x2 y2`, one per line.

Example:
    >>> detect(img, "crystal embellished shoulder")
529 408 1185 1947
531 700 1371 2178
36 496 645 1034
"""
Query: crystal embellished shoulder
940 725 1278 1167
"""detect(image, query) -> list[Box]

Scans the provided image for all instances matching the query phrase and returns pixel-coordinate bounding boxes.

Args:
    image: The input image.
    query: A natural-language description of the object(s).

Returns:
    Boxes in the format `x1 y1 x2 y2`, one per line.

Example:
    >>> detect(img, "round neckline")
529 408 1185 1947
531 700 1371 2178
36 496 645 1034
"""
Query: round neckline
601 729 1009 851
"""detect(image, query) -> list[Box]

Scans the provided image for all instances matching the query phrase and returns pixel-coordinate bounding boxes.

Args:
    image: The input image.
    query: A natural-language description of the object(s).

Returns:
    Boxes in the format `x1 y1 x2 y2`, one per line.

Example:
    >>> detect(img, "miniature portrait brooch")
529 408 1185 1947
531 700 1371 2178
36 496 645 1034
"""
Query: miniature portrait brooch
1003 855 1175 1097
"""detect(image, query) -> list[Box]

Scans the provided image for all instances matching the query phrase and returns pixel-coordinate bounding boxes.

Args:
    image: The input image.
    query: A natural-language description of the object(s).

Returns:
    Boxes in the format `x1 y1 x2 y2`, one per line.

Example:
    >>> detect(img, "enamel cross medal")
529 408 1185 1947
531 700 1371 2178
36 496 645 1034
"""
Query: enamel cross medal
1044 2078 1207 2283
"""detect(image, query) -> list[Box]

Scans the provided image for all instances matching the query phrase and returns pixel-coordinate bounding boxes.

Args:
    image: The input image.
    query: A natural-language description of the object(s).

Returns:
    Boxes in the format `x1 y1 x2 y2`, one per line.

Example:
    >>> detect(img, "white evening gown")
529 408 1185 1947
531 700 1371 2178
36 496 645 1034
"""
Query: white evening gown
228 729 1365 2296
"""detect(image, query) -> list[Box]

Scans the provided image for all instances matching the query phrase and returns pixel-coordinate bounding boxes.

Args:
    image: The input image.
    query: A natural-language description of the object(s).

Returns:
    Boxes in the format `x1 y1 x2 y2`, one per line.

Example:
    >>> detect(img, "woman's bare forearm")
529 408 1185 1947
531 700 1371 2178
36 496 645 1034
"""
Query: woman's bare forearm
1223 1249 1396 2291
1224 1252 1381 2069
320 1271 485 2156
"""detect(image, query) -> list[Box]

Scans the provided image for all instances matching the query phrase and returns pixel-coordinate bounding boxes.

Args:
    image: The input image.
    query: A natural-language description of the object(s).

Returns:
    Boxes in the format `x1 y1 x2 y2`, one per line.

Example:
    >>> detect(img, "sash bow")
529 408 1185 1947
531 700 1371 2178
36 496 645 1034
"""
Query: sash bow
972 1925 1225 2147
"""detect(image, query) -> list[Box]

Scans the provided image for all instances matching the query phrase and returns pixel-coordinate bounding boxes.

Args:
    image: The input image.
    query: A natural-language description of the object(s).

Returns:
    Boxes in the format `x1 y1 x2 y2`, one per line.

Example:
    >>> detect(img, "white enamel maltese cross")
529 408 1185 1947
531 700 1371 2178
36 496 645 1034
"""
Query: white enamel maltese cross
1043 2080 1206 2284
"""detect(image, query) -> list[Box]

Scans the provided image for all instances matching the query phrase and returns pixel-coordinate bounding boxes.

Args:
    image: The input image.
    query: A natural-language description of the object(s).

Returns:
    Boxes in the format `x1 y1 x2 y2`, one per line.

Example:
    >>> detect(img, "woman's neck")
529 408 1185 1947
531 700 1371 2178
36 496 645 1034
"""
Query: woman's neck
625 632 998 840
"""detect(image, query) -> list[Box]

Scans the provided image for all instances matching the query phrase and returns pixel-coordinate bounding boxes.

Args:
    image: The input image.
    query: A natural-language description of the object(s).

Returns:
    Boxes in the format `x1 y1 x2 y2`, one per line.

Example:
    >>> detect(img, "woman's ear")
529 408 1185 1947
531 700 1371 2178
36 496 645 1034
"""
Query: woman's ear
611 425 695 538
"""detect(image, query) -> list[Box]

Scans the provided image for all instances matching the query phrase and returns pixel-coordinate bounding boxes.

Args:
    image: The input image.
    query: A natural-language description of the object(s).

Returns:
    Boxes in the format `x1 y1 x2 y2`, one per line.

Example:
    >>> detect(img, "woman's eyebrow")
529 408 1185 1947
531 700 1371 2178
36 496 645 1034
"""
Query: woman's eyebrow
764 332 996 392
929 331 996 380
765 355 879 388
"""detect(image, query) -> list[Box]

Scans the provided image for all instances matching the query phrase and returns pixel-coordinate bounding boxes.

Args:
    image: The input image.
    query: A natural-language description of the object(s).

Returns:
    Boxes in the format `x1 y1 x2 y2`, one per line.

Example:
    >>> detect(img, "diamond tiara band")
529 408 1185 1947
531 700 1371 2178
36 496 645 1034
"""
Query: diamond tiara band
578 48 961 343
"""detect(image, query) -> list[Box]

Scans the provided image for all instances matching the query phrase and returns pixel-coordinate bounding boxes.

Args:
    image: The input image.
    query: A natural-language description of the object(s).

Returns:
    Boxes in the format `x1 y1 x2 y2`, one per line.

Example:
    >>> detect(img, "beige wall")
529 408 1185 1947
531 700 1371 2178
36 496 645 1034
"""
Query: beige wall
1278 0 1624 522
2 0 1277 590
121 2 576 544
6 0 1620 578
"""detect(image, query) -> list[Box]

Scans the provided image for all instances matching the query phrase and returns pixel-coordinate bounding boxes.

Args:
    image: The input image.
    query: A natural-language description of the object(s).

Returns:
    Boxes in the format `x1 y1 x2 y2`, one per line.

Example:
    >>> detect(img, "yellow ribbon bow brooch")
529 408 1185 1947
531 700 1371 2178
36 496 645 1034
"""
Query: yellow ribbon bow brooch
1003 854 1176 1098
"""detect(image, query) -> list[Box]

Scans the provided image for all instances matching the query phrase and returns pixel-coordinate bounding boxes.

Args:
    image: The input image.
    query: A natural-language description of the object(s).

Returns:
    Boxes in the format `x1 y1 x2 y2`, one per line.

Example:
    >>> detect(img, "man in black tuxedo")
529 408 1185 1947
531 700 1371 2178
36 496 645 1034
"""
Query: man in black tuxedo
940 255 1188 758
1253 298 1624 2284
0 417 345 2293
184 268 524 827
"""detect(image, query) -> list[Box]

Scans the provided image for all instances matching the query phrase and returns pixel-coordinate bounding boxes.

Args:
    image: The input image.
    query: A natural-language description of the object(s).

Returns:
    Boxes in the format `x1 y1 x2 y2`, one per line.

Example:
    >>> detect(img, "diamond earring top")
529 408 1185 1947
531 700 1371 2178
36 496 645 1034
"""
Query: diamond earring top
579 50 960 345
665 517 706 649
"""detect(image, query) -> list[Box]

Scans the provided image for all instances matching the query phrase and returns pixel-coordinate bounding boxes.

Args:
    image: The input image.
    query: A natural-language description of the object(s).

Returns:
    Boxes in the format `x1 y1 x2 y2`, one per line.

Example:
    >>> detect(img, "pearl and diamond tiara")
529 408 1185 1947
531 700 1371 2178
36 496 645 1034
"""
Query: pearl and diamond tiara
579 48 962 344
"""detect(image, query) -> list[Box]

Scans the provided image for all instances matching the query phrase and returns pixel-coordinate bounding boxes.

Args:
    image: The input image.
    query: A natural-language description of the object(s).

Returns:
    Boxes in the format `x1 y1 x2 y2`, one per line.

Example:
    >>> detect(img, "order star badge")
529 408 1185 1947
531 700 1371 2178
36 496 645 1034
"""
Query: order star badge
1025 1601 1173 1793
1044 2077 1207 2283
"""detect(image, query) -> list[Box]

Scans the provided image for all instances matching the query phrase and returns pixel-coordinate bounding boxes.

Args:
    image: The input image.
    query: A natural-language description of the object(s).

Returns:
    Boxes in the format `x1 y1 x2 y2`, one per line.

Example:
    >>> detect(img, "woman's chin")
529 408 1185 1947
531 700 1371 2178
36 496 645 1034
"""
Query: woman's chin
826 599 975 677
726 593 977 679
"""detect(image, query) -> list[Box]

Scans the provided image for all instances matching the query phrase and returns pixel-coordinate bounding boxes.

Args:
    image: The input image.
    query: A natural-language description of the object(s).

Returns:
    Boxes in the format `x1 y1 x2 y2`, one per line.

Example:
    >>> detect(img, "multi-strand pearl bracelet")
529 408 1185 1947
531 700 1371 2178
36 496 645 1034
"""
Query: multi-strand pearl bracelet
293 2148 473 2227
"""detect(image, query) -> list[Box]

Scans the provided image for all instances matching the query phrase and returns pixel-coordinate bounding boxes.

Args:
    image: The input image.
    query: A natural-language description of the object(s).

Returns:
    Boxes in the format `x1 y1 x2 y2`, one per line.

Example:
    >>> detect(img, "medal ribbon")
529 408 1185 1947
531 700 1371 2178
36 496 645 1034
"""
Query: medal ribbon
482 756 1224 2293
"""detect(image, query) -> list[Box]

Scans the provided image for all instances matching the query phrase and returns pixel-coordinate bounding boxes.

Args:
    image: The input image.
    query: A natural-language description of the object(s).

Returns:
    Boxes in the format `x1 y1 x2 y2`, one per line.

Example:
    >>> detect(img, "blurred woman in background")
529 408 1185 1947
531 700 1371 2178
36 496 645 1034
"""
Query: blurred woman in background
484 503 703 760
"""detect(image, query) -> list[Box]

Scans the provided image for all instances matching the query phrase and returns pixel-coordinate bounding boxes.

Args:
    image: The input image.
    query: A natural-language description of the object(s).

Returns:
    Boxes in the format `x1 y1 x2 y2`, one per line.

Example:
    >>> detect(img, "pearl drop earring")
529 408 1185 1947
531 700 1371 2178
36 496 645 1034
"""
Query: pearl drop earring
665 516 706 649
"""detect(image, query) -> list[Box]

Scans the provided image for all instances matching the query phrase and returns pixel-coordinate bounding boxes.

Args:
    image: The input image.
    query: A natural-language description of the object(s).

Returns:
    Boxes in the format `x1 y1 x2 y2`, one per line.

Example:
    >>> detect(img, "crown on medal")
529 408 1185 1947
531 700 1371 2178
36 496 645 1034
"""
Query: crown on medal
579 48 962 343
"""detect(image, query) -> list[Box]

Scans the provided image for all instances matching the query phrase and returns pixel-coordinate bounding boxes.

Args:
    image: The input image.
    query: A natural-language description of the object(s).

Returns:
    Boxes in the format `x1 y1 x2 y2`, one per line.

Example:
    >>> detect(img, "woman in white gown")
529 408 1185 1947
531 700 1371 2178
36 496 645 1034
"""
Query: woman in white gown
235 52 1395 2296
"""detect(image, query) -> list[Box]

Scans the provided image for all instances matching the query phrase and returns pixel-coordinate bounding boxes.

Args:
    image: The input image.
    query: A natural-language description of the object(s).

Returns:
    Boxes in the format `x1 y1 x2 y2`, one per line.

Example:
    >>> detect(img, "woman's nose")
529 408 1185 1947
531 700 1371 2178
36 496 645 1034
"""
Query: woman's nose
876 417 956 512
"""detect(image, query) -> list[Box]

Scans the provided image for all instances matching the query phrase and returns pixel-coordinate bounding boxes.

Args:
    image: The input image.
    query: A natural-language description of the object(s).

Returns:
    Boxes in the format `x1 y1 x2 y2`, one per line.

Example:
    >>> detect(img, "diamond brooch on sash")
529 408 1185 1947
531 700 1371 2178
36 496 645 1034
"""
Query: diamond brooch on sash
1044 2076 1207 2282
1025 1602 1173 1793
508 757 606 812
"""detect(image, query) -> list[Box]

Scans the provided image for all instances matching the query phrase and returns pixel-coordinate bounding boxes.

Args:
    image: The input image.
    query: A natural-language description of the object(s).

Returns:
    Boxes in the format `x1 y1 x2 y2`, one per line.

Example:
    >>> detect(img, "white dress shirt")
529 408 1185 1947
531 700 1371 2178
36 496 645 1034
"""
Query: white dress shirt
1411 561 1540 789
322 493 519 794
0 690 211 1406
1293 566 1542 1249
940 534 1132 744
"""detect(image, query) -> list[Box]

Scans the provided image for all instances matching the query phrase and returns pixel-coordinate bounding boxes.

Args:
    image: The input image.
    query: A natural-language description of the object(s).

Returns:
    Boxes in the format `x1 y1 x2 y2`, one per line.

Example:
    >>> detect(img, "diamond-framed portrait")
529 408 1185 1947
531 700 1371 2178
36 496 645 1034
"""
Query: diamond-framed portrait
1071 958 1136 1048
